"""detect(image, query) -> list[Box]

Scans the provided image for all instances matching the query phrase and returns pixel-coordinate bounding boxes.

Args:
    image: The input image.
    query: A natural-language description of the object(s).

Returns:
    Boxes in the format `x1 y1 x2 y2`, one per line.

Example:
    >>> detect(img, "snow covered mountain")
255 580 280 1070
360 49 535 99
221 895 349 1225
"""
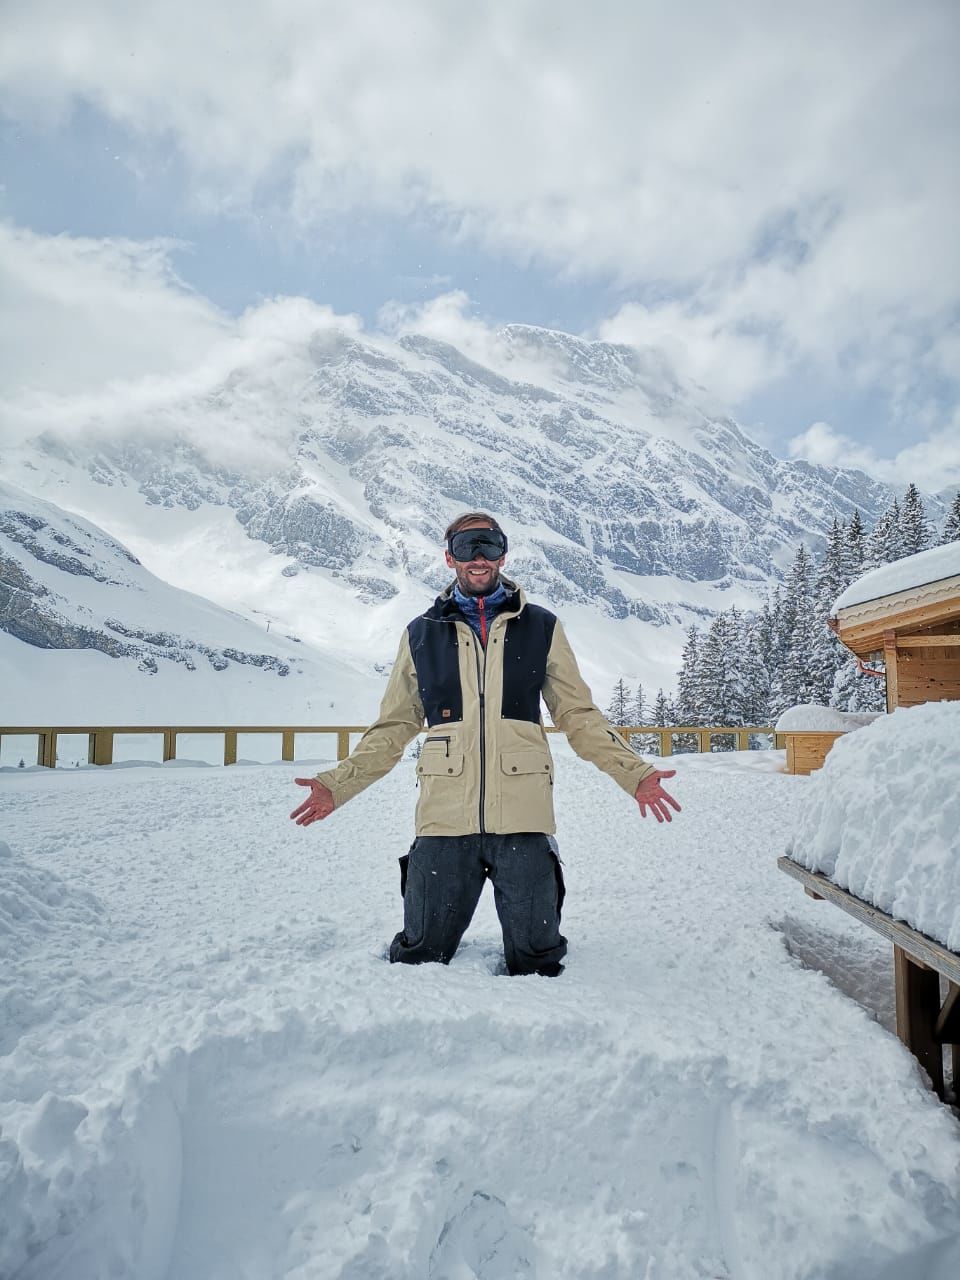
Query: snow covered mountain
0 479 374 723
1 316 913 706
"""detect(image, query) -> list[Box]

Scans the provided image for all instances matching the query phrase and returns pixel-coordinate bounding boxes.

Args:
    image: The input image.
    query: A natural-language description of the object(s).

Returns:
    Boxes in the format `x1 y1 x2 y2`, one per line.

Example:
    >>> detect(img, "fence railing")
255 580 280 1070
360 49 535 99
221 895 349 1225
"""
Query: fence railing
0 724 783 768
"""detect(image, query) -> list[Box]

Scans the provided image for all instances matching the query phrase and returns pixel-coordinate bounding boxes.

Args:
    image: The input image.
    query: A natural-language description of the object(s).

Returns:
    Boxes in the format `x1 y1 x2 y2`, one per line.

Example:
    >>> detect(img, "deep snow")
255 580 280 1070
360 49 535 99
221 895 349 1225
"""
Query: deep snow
2 751 959 1280
786 703 960 950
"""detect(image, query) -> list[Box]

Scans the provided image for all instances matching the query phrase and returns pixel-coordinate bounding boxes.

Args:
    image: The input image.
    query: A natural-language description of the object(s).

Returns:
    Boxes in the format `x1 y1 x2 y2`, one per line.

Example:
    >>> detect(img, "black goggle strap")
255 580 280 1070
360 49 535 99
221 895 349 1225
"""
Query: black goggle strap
447 530 508 560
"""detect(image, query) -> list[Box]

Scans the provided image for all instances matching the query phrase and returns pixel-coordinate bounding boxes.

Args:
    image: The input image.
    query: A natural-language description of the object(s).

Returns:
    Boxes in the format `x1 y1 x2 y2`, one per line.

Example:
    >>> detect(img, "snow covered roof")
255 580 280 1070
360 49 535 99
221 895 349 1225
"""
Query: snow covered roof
832 541 960 613
831 542 960 657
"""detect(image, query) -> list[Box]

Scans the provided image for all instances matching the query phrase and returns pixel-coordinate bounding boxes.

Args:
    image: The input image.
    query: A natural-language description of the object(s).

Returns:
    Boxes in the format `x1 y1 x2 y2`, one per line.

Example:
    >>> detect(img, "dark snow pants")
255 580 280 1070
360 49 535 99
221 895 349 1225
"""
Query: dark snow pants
388 833 567 976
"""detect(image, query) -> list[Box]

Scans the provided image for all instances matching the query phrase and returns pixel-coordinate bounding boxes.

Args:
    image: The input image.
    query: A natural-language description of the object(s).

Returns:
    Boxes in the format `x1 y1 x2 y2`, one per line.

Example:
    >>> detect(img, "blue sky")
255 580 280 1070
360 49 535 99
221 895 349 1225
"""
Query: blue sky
1 0 958 488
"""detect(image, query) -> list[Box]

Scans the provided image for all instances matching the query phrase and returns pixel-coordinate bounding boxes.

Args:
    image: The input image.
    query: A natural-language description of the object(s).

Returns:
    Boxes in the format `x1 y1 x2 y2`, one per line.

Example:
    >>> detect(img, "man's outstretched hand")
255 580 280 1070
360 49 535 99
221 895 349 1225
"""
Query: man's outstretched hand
635 769 681 823
290 778 335 826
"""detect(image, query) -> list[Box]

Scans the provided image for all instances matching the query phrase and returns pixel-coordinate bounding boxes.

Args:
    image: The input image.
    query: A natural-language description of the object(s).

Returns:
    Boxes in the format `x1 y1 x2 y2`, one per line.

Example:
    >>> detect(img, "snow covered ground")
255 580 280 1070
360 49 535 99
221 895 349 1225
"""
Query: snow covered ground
2 751 959 1280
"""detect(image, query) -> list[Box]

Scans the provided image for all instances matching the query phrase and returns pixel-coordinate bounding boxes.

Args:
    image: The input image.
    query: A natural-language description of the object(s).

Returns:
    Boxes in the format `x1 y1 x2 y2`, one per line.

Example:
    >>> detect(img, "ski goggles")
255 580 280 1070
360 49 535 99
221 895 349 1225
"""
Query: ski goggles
447 528 508 562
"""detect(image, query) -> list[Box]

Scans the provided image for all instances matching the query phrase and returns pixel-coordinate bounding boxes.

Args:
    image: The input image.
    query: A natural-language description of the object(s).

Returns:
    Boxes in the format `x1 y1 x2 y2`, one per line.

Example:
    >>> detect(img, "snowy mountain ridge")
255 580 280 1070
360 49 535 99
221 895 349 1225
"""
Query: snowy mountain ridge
1 315 928 702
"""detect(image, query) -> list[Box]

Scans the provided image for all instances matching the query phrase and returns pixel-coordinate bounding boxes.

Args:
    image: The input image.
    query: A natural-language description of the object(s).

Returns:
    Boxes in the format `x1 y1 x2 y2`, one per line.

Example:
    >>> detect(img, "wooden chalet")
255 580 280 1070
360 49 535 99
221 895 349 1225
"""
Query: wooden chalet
830 545 960 712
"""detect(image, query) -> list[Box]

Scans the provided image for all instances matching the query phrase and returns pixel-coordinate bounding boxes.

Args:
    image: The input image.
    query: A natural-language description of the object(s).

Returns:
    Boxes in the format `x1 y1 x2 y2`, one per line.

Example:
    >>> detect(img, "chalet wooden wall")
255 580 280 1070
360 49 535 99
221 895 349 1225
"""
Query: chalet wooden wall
883 628 960 711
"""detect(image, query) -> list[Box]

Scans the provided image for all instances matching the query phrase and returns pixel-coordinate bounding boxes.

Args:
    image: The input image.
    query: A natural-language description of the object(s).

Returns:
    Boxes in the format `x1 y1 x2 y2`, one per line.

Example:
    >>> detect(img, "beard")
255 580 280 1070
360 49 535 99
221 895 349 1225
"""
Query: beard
454 562 501 596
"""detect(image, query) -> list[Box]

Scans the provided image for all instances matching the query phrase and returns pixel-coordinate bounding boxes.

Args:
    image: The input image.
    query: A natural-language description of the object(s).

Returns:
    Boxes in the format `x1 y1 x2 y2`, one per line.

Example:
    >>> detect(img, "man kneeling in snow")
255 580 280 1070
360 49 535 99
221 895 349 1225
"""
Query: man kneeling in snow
290 512 680 975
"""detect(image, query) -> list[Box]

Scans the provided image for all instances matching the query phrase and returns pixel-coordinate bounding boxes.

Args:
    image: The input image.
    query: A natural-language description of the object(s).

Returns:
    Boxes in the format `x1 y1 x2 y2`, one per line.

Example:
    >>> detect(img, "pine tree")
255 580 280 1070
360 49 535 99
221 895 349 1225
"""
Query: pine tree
640 687 675 758
831 657 887 713
735 612 772 725
868 498 904 568
653 688 674 724
606 678 632 725
771 545 818 714
813 520 850 703
783 592 822 707
697 612 738 724
631 683 650 727
696 615 724 724
675 626 702 725
631 687 668 756
844 510 867 582
941 491 960 544
898 483 931 557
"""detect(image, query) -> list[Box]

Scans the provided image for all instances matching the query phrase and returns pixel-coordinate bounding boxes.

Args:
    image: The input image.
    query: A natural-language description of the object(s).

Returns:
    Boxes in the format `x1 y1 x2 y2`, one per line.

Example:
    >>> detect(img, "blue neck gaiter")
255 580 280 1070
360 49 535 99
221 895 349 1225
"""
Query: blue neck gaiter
452 581 509 644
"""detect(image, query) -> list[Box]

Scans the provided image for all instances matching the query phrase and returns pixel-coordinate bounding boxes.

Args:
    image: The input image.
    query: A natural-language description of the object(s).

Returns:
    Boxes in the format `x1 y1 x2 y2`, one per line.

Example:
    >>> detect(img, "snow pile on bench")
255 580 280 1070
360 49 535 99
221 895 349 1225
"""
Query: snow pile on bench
786 702 960 951
774 705 881 733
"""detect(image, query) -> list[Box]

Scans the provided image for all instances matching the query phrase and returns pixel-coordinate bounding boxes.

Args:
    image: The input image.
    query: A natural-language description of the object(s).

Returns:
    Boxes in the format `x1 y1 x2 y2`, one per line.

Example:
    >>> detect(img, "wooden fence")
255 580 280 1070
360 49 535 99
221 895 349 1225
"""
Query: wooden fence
0 724 783 768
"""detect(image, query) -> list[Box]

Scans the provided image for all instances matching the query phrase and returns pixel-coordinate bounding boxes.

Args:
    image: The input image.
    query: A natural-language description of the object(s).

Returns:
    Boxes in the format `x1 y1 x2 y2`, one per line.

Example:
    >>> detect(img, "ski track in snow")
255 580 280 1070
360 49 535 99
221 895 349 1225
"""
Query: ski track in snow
1 754 959 1279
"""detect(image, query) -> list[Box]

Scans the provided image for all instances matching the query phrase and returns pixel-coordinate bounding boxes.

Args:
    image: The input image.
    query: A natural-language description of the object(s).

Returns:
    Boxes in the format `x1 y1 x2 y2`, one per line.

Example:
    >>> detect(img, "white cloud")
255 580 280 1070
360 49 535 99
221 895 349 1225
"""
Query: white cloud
2 0 955 438
789 418 960 492
0 3 954 278
0 223 229 397
0 225 364 472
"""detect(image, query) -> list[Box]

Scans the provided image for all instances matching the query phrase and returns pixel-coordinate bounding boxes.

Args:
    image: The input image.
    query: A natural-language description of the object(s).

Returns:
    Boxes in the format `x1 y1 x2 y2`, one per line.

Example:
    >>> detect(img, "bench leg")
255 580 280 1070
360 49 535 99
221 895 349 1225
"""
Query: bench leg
894 946 945 1098
935 983 960 1103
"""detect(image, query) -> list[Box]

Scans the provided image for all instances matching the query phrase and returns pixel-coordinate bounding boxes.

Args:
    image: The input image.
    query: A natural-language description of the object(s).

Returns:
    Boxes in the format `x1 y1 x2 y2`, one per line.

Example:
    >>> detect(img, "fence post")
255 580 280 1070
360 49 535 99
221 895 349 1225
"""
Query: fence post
39 731 58 768
282 731 295 762
659 730 672 757
224 731 238 766
737 730 749 751
337 730 350 761
163 730 177 762
89 730 113 766
698 730 710 753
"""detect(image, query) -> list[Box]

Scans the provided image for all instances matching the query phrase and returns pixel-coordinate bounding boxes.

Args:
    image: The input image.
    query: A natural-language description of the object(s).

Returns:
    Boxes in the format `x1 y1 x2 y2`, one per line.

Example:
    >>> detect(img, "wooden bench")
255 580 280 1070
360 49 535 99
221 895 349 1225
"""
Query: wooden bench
778 856 960 1103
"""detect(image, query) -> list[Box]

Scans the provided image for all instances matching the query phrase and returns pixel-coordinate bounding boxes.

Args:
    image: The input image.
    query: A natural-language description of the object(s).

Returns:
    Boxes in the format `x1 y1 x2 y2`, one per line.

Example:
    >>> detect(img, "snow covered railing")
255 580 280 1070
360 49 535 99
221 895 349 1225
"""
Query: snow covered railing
779 857 960 1102
0 723 782 768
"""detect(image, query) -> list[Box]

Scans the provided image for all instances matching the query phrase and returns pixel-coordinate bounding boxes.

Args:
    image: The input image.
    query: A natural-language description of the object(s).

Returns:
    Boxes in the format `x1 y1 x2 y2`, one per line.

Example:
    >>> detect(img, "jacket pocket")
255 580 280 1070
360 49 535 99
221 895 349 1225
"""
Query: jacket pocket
498 748 555 833
417 749 465 778
500 748 553 780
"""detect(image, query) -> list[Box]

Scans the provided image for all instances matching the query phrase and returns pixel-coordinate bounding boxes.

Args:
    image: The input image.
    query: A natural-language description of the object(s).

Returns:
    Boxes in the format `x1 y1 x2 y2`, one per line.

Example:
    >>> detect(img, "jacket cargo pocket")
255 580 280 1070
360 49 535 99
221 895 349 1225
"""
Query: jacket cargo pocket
416 749 467 833
498 748 555 833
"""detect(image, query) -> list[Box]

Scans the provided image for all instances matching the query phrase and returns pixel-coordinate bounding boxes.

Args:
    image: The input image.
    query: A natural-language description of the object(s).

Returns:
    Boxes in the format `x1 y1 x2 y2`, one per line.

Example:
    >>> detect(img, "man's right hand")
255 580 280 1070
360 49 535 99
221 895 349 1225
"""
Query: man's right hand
290 778 335 826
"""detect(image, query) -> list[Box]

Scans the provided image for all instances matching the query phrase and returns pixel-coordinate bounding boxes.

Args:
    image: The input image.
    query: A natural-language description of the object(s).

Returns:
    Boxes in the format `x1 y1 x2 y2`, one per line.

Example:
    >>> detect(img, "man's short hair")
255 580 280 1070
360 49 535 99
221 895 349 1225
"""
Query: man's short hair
443 511 504 541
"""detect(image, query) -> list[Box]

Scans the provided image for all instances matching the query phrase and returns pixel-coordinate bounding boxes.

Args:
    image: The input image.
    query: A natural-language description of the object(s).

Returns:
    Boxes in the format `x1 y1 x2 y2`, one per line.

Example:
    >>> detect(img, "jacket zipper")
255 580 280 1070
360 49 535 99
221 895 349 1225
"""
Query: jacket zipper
477 596 487 648
472 631 488 833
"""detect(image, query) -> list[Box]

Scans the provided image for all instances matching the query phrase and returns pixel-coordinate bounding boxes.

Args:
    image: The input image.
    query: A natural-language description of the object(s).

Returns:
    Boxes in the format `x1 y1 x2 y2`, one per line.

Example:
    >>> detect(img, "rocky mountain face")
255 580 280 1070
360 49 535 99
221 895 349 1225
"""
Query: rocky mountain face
5 323 908 651
0 482 291 674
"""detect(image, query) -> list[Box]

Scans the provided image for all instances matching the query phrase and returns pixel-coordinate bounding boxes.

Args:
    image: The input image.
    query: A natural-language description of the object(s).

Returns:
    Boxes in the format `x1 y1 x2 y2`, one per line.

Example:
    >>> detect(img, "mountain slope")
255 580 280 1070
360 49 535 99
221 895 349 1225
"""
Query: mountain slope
1 315 921 698
0 479 376 723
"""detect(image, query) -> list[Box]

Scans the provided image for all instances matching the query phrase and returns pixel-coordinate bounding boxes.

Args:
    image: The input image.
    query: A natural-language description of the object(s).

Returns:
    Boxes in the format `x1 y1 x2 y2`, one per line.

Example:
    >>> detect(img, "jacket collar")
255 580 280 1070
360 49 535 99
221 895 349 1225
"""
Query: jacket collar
428 575 525 622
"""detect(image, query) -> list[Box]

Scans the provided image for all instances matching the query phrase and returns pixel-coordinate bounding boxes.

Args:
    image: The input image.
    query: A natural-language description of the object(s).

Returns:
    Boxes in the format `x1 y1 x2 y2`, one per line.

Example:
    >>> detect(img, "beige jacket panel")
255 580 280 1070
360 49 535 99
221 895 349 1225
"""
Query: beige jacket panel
314 630 424 809
542 621 658 798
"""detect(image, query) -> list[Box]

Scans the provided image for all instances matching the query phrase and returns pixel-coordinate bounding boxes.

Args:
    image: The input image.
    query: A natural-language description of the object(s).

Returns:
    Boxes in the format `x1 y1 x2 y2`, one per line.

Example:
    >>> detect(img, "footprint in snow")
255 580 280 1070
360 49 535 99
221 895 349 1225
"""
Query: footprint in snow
429 1189 538 1278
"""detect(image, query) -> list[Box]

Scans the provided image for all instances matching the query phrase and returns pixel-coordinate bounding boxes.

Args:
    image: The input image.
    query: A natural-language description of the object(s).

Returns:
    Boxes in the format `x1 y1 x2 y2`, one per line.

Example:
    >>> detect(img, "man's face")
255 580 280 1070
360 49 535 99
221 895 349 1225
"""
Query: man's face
444 522 506 596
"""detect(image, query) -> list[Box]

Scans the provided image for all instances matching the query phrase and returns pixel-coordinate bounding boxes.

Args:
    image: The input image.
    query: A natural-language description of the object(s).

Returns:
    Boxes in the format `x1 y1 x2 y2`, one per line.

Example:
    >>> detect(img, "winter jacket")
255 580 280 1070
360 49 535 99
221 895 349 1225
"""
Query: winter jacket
314 577 658 836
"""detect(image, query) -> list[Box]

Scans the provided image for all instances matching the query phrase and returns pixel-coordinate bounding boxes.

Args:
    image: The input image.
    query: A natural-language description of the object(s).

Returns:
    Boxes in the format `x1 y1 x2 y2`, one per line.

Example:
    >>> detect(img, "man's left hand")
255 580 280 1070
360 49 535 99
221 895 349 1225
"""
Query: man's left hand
635 770 681 823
